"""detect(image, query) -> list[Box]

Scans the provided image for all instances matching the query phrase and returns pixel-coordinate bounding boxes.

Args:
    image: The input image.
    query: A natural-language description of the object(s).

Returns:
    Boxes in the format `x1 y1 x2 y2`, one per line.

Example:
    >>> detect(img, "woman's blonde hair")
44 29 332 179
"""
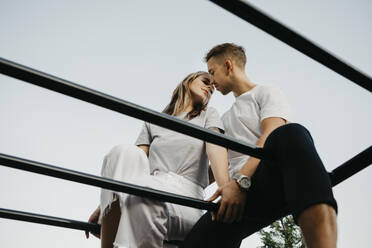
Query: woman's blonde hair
163 71 210 119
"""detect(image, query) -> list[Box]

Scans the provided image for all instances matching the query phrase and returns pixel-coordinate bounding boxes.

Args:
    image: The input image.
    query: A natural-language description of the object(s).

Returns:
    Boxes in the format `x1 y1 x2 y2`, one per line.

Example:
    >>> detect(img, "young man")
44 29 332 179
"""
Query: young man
181 43 338 248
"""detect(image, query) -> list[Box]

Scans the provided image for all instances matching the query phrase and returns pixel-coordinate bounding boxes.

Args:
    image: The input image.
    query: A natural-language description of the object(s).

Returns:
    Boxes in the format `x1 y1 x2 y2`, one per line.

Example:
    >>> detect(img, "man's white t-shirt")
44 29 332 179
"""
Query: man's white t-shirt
222 84 292 176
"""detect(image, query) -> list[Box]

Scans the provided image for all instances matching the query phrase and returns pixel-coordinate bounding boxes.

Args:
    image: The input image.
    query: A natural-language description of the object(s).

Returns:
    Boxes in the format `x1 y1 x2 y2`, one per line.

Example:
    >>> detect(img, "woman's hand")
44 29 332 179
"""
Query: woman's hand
85 206 101 239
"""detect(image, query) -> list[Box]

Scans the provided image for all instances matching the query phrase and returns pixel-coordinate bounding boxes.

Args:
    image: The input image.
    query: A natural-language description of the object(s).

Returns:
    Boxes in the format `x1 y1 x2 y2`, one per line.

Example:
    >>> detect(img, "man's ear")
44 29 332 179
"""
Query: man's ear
225 59 233 75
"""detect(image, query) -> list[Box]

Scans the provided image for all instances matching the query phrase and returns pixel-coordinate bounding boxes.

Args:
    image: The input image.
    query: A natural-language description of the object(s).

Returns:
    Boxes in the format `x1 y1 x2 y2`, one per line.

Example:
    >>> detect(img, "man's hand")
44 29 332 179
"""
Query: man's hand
207 180 247 223
85 206 101 239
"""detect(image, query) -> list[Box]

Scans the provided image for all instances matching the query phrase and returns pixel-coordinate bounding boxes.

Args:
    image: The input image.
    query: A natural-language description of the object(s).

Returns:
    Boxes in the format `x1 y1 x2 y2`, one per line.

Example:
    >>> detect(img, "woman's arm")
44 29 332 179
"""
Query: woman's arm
206 127 230 187
137 145 149 157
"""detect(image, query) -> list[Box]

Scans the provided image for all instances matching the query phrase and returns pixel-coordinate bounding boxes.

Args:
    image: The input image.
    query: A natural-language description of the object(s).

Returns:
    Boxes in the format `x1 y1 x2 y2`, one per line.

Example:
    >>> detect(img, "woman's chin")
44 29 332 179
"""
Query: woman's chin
192 94 206 105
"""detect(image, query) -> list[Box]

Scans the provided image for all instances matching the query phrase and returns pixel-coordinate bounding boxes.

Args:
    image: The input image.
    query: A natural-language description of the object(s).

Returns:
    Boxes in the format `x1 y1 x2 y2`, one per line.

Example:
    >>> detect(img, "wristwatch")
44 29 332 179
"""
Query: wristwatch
232 173 251 191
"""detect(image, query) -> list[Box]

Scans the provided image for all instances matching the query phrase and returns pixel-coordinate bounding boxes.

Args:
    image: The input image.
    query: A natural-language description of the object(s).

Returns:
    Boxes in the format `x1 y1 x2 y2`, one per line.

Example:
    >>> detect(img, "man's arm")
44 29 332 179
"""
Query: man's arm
208 117 286 223
239 117 286 178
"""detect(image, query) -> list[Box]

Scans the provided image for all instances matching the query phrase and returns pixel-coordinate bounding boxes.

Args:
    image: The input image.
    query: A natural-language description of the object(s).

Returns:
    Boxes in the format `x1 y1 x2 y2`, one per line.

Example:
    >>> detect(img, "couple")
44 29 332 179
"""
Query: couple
86 43 338 248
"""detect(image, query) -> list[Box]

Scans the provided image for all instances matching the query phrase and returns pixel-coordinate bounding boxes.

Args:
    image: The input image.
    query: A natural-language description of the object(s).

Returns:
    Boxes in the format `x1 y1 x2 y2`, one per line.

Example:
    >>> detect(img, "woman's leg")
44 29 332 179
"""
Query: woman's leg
99 144 151 248
114 195 168 248
101 198 121 248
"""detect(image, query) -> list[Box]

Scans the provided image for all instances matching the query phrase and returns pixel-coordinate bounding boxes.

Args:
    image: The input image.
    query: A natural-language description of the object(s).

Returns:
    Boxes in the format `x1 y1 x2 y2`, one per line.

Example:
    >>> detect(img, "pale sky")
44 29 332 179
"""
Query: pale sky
0 0 371 247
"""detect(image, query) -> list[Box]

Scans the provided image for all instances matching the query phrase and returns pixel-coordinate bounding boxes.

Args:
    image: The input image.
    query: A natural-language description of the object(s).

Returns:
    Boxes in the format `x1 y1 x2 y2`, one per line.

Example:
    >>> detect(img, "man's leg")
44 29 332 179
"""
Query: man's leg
181 211 273 248
182 155 289 248
184 123 338 248
267 123 338 248
298 204 337 248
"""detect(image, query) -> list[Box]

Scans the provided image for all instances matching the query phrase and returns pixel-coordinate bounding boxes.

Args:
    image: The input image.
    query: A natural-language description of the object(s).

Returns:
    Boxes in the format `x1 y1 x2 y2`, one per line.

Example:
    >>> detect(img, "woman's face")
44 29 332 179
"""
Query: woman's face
189 75 214 105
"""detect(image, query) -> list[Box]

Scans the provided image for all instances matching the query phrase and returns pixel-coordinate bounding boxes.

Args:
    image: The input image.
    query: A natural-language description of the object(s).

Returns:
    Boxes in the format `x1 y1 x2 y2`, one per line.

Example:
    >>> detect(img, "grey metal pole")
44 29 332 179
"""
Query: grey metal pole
0 208 100 234
0 57 267 160
209 0 372 92
0 153 218 211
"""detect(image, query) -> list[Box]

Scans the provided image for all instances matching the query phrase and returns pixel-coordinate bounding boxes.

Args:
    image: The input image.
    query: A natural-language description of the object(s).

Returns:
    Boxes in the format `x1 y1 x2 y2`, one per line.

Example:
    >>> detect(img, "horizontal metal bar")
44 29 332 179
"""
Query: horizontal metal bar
0 153 218 211
0 207 285 241
330 146 372 186
0 208 179 245
0 208 100 234
0 57 267 160
209 0 372 92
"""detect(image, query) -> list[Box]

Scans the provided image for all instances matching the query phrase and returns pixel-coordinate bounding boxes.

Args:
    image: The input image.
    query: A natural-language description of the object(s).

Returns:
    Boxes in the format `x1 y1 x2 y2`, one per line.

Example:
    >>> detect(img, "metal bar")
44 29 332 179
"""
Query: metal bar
330 146 372 186
0 208 100 234
1 145 371 214
0 57 267 160
1 148 370 236
0 153 218 211
3 145 370 237
209 0 372 92
0 208 180 245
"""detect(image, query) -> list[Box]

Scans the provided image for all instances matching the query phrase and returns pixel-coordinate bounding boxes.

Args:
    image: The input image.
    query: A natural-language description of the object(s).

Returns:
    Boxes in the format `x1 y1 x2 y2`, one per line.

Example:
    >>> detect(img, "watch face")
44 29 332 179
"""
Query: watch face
240 177 251 189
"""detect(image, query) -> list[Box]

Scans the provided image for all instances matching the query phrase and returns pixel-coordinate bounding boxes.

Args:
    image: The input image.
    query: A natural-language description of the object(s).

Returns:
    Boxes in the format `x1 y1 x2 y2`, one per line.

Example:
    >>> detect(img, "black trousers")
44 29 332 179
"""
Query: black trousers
181 123 338 248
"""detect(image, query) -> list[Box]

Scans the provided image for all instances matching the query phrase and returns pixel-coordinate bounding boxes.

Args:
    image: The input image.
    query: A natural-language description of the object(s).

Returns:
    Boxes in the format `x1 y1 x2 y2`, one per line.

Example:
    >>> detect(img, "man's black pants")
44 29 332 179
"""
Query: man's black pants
181 123 338 248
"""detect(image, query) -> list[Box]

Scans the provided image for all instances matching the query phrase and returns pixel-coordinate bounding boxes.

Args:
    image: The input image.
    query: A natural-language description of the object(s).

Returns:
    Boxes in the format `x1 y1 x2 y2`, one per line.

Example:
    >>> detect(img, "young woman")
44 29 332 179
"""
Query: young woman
86 71 230 248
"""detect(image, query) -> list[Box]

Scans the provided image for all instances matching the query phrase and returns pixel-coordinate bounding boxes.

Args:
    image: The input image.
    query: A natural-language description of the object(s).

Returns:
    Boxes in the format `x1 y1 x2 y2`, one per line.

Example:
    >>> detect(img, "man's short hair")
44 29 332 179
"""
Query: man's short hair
205 43 246 68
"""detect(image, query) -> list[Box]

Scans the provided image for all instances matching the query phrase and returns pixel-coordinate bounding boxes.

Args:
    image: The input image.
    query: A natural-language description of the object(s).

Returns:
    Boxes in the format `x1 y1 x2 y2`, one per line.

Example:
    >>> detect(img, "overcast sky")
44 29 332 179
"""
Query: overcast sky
0 0 371 247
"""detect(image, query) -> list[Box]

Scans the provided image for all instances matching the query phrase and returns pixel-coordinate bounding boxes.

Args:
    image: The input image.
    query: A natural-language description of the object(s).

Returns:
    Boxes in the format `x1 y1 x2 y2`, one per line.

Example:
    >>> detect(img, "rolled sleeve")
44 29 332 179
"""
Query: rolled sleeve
135 122 152 146
205 107 225 133
258 85 292 122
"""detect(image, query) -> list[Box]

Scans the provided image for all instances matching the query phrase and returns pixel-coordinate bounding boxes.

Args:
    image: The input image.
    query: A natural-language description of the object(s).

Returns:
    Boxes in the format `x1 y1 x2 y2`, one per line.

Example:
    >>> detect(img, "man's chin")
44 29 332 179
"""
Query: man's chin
219 89 230 95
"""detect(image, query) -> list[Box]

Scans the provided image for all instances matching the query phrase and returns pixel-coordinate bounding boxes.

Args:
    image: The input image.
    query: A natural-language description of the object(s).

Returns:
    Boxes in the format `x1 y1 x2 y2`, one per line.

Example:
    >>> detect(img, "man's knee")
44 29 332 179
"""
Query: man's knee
267 123 314 156
276 123 311 141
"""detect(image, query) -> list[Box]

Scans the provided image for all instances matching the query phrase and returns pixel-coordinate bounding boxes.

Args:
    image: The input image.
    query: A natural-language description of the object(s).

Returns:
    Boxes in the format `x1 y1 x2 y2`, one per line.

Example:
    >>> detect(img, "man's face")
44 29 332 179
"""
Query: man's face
207 57 232 95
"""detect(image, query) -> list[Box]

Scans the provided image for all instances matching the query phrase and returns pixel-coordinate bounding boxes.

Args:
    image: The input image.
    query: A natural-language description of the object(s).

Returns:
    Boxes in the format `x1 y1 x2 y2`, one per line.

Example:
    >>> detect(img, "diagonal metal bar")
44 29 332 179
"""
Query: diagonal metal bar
209 0 372 92
330 146 372 186
0 208 100 234
0 153 218 211
0 147 370 237
0 145 370 214
0 57 267 160
1 147 370 237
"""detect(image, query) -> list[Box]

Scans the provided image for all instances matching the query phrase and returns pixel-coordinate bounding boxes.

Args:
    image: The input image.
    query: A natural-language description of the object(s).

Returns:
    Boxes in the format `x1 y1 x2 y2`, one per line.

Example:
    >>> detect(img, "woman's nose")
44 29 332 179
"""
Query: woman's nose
207 84 214 92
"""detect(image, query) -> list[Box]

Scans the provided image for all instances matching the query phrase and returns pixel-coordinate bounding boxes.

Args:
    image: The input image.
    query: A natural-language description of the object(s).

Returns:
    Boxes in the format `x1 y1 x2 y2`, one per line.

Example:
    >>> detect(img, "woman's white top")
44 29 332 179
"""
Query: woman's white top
222 84 292 176
135 107 224 188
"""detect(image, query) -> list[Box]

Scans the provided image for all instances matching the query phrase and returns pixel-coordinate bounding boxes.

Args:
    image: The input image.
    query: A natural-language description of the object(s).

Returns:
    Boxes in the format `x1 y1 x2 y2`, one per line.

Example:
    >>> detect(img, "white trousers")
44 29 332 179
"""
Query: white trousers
99 144 204 248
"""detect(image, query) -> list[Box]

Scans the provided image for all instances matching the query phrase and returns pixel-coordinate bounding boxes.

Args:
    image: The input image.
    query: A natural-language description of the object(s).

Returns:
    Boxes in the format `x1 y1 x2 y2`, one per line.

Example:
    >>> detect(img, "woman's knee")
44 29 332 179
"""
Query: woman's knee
108 144 142 157
101 144 147 178
105 144 147 164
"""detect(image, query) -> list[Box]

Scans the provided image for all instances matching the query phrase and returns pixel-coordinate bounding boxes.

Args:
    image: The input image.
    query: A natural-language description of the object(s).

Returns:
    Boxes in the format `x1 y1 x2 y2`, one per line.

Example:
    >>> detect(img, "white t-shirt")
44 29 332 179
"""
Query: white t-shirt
222 84 292 176
135 107 224 188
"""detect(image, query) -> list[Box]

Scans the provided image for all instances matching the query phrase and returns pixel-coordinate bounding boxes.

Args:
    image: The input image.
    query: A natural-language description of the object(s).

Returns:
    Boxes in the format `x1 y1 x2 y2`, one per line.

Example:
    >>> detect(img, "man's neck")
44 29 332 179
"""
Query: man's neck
231 73 256 97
